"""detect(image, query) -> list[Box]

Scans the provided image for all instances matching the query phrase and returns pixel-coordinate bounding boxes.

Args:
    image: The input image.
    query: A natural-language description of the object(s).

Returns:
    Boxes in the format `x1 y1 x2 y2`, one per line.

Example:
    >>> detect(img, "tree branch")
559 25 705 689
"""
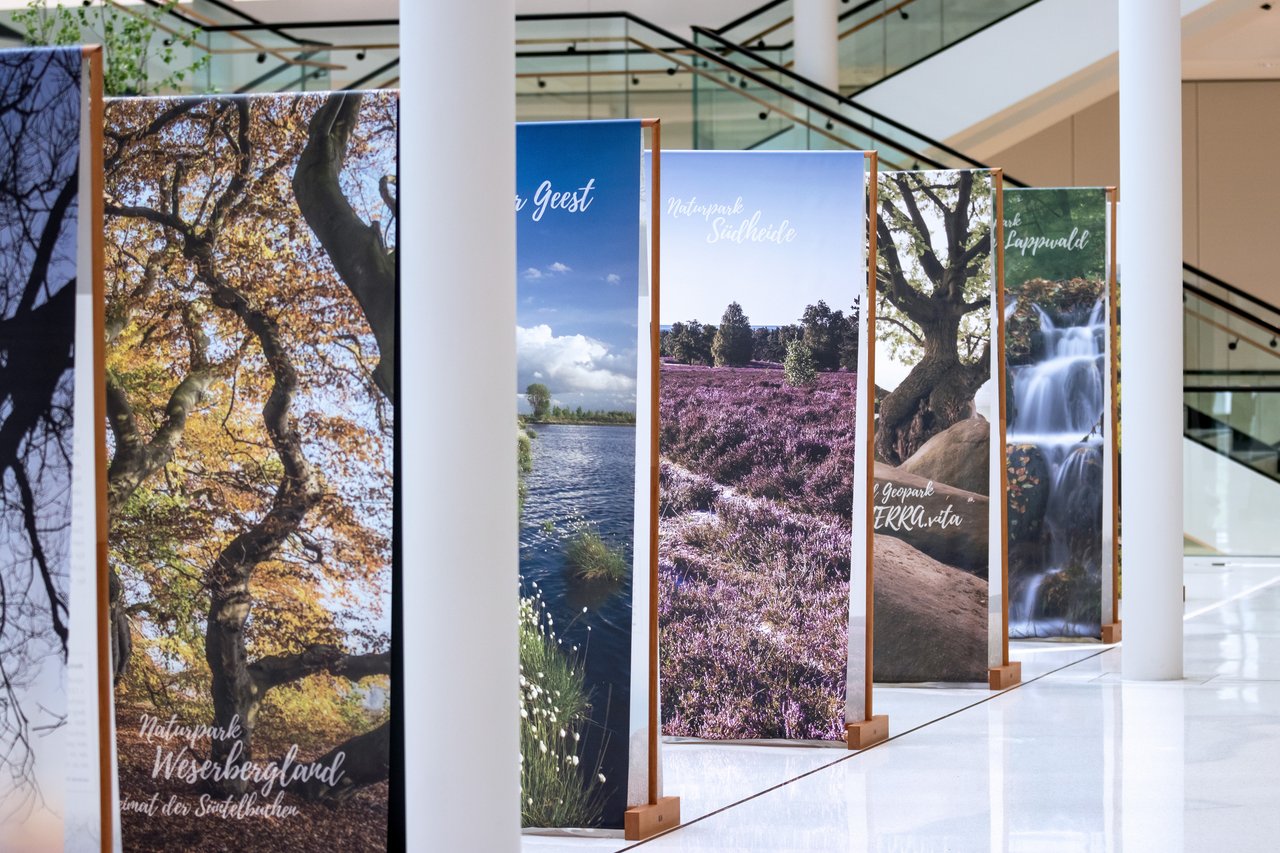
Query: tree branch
249 644 390 692
293 92 396 402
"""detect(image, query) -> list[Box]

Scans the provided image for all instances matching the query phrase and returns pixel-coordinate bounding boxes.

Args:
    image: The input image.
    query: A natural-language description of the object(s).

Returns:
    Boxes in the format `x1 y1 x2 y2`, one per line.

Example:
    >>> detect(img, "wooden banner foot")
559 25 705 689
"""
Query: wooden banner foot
845 715 889 750
624 796 680 840
1101 622 1122 644
988 662 1022 690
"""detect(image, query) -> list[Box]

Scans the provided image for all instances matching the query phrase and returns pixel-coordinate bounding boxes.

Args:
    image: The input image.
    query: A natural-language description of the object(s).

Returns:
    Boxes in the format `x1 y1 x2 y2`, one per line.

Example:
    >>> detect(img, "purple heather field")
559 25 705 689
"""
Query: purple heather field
658 363 856 741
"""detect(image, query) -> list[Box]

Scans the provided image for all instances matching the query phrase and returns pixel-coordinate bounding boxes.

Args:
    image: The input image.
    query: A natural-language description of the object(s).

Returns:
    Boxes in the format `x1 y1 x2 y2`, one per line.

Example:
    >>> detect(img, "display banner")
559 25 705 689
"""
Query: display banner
105 92 398 849
873 169 1002 684
1003 187 1112 638
0 46 104 853
516 120 644 830
656 150 867 742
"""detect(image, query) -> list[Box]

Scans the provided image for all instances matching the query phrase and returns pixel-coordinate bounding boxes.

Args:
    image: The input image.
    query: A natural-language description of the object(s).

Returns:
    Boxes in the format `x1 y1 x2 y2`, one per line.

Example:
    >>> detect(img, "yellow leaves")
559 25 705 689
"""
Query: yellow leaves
106 93 395 720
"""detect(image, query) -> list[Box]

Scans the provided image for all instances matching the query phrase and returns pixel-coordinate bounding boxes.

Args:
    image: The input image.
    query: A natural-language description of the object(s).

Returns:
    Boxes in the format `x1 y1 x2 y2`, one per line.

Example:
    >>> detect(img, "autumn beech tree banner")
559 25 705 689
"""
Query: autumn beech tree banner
0 46 105 853
656 150 869 743
516 120 649 831
872 169 1007 684
105 92 398 850
1003 187 1114 639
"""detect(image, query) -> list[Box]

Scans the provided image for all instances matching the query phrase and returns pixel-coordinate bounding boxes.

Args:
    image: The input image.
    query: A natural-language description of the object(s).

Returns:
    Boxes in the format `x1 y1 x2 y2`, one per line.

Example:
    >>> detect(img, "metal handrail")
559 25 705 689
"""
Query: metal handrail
1184 260 1280 322
1184 281 1280 340
515 12 954 169
851 0 1044 96
690 25 1010 178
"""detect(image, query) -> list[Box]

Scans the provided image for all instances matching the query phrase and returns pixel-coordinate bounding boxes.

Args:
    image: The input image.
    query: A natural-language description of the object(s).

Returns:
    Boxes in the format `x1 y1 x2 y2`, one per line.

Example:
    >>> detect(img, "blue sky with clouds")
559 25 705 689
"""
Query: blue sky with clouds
516 120 641 413
658 150 865 328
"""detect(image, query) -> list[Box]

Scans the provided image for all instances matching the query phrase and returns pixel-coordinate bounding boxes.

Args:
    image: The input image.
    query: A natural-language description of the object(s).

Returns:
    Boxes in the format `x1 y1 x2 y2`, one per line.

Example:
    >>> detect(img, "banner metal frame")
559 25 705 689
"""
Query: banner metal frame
989 169 1022 691
625 117 681 842
1102 186 1122 645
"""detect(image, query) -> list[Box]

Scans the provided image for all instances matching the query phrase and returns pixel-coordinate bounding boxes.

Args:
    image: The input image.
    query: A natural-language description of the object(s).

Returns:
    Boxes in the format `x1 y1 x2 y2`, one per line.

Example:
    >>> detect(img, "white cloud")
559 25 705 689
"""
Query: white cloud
523 267 543 280
548 261 571 274
516 325 636 397
605 273 621 284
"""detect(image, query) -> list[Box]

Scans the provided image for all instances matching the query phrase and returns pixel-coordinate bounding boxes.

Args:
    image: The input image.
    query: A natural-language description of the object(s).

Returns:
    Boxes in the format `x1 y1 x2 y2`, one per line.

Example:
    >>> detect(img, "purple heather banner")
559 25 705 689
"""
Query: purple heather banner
873 169 1002 684
657 150 867 743
1003 187 1112 639
516 120 645 830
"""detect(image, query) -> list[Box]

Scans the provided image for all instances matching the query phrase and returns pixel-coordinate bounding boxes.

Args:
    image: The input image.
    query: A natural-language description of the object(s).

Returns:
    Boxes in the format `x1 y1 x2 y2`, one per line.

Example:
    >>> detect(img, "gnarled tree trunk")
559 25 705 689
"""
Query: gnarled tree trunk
875 171 992 465
293 92 397 401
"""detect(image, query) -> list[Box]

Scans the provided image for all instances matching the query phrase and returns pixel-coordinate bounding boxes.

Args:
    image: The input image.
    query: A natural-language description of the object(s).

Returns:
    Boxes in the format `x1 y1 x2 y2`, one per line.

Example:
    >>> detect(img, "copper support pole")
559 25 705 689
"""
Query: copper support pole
641 117 661 806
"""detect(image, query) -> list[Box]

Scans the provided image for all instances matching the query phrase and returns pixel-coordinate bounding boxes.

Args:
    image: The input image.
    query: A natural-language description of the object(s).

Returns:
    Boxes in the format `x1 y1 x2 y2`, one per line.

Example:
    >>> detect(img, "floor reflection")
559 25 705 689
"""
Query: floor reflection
523 558 1280 852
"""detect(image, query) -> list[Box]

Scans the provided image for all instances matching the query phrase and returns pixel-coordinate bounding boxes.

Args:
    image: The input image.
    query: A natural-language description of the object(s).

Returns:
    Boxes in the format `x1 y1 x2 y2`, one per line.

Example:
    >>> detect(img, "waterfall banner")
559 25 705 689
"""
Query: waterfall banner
106 92 398 850
1002 187 1112 639
516 120 648 829
656 150 869 743
873 169 1003 684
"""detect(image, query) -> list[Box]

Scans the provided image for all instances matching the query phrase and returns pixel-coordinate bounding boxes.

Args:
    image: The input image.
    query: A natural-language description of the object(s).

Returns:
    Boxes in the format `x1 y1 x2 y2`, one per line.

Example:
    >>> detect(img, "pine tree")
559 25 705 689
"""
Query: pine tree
712 301 753 367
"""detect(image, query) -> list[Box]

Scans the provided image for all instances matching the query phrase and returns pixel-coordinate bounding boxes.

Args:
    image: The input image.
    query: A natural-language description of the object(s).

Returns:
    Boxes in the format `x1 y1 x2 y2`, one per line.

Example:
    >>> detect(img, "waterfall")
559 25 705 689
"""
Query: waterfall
1008 299 1106 638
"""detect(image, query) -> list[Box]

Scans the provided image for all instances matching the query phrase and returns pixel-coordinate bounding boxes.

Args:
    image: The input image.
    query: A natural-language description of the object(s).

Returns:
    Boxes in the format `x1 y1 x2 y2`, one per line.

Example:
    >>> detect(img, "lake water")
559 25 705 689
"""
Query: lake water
520 423 636 827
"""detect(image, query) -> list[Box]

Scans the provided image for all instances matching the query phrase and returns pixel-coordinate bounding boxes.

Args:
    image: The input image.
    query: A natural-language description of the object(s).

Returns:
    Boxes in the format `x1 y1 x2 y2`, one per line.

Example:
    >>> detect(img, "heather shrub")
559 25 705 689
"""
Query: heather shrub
656 362 859 741
659 461 721 516
659 366 856 520
659 490 850 741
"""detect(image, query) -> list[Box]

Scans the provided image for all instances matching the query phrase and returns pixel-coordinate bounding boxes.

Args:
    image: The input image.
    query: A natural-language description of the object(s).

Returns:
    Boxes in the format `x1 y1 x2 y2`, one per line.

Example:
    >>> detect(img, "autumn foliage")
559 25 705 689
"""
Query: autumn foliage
104 92 397 848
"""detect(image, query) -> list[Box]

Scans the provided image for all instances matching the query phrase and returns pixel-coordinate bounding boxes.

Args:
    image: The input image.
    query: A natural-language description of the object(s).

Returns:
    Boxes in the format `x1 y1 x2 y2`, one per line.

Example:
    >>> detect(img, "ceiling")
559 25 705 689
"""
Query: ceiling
209 0 398 24
1184 1 1280 79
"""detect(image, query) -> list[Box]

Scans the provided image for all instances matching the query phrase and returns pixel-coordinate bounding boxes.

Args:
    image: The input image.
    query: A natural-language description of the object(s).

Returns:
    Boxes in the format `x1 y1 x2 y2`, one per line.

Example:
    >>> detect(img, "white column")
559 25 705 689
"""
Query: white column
794 0 840 91
1119 0 1184 680
402 3 519 852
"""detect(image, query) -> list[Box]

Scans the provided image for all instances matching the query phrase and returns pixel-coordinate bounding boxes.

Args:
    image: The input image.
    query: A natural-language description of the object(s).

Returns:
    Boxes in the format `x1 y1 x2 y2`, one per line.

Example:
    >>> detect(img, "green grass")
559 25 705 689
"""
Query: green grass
519 595 606 828
518 426 533 517
564 525 628 583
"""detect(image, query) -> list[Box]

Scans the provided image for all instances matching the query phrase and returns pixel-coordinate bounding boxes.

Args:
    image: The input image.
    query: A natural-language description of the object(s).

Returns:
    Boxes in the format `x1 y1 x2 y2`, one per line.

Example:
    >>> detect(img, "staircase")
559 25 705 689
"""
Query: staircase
514 8 1280 558
1183 267 1280 555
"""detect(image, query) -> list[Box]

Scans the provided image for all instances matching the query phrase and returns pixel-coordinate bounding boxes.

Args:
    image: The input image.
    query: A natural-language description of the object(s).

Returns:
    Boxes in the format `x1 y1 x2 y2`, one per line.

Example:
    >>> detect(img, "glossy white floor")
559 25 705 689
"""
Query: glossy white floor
525 557 1280 851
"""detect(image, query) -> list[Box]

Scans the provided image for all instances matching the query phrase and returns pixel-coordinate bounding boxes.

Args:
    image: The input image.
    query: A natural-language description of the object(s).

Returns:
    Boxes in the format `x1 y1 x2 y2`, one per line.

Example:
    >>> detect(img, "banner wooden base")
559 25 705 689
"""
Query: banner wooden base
624 797 681 841
1101 622 1122 644
845 715 889 750
988 662 1022 690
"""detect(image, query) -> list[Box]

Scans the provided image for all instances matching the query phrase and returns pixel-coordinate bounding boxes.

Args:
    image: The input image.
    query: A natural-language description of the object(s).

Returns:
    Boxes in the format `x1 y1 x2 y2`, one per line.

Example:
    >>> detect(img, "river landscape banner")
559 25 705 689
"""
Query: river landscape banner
0 47 102 852
516 120 643 829
873 169 999 684
106 92 398 850
1003 187 1110 639
657 150 866 742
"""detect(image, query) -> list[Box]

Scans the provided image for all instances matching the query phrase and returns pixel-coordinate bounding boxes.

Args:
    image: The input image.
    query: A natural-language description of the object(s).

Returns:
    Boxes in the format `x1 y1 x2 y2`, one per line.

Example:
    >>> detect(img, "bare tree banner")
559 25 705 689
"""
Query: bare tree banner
872 169 1002 684
0 45 106 853
105 91 397 851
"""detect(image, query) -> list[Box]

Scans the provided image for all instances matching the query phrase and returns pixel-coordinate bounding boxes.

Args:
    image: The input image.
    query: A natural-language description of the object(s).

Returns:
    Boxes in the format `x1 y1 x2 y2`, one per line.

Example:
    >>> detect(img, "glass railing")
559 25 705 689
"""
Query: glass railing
1183 270 1280 483
1182 268 1280 554
515 12 996 170
0 1 396 95
710 0 1042 96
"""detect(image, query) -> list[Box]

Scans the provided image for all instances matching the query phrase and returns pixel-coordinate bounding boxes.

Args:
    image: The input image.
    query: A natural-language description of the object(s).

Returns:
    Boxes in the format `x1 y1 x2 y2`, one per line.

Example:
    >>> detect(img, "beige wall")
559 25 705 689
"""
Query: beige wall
990 82 1280 307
